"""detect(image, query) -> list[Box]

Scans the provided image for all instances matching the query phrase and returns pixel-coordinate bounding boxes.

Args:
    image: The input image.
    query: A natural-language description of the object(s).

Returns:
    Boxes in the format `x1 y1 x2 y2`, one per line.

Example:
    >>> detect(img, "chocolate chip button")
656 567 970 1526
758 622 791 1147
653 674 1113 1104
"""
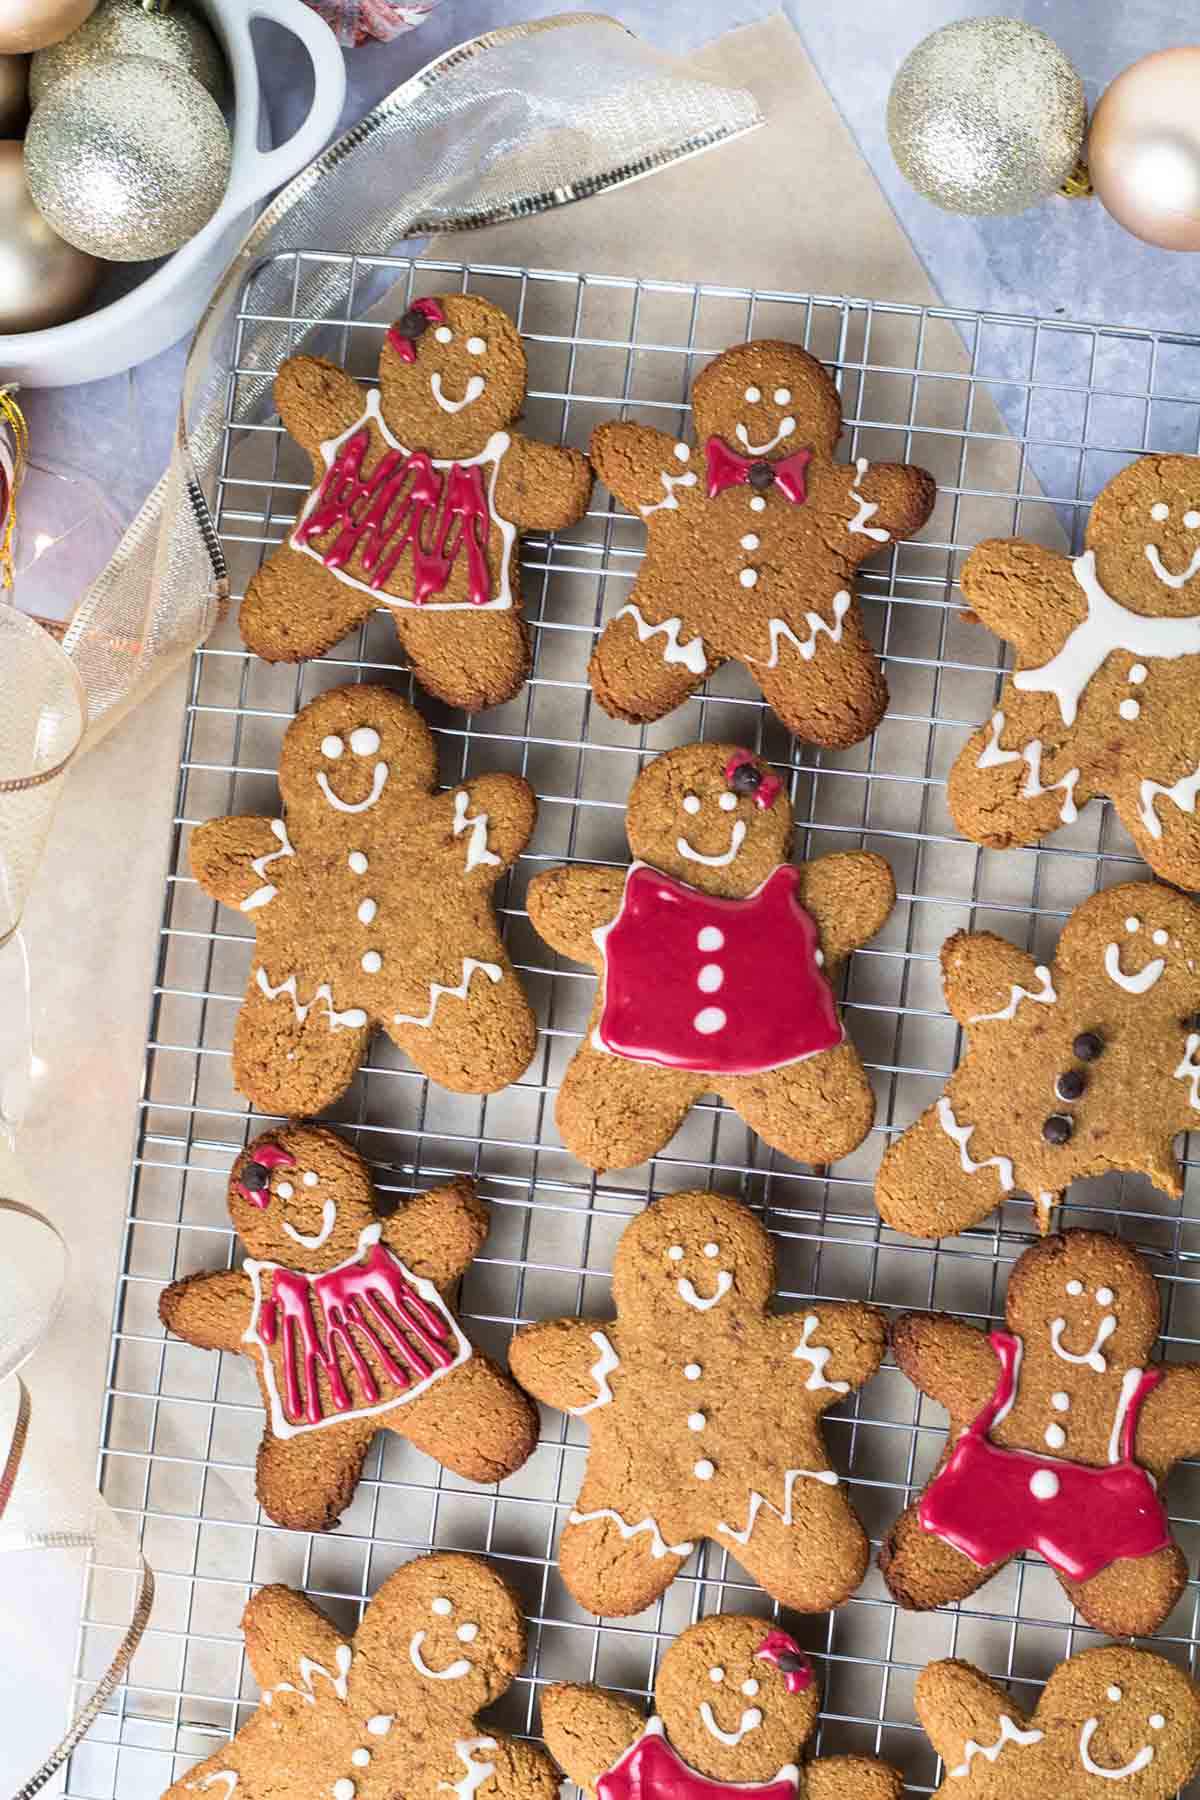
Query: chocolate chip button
398 306 431 339
1072 1031 1103 1062
1043 1114 1073 1145
748 460 775 490
1055 1069 1086 1101
242 1161 269 1189
730 761 763 795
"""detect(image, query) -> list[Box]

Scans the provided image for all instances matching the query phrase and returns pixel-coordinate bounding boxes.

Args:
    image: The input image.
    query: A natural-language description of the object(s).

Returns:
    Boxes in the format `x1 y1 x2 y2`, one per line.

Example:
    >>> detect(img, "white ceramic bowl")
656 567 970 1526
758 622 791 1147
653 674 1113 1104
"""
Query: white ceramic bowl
0 0 346 387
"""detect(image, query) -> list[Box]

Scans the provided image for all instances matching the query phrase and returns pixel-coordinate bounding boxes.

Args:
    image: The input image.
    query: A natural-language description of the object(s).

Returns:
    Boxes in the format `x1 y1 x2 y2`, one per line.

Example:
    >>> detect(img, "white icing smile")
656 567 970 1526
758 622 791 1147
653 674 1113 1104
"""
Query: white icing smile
409 1630 471 1681
1104 940 1164 994
1078 1718 1155 1781
1146 542 1200 589
677 820 747 867
698 1702 762 1746
317 762 390 813
1050 1312 1116 1372
678 1271 733 1311
281 1199 337 1251
735 417 795 455
432 373 485 414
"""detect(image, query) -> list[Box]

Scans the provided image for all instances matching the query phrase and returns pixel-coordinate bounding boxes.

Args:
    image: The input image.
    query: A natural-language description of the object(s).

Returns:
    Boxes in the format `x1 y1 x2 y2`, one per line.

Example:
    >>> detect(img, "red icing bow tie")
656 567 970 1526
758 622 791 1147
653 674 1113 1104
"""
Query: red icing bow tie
238 1143 296 1209
705 436 812 504
386 298 447 364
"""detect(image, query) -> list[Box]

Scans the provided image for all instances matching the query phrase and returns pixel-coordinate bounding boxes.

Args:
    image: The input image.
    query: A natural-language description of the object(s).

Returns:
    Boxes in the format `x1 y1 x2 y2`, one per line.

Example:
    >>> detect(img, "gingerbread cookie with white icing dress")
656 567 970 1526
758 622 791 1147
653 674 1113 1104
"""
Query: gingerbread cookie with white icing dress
526 741 895 1172
159 1126 538 1532
881 1229 1200 1638
588 340 935 745
189 684 537 1116
542 1614 901 1800
240 295 591 711
875 880 1200 1239
915 1645 1200 1799
161 1553 559 1800
949 455 1200 888
509 1189 886 1618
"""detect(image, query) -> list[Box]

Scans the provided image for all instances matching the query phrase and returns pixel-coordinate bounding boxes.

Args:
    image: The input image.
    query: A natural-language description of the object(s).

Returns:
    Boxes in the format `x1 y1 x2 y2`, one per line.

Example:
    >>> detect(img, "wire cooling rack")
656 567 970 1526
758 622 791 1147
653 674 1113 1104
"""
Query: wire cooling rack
68 259 1200 1800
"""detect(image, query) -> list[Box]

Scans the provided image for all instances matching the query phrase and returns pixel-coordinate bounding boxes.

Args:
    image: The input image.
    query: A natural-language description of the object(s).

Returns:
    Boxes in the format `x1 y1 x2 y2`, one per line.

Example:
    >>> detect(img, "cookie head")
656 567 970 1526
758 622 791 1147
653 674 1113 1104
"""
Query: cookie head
654 1616 818 1782
278 685 436 821
612 1190 775 1317
1086 456 1200 609
1057 883 1200 1021
352 1552 526 1717
230 1125 379 1270
378 294 526 460
1039 1645 1200 1795
691 342 841 464
1004 1231 1159 1370
626 743 792 897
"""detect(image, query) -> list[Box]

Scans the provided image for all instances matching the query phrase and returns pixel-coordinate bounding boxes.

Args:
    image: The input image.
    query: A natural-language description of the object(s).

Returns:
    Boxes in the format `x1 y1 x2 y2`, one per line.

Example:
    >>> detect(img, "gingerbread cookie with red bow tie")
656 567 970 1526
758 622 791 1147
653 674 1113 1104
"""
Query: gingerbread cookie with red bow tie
526 740 895 1171
541 1615 901 1800
239 294 592 711
159 1125 538 1532
588 340 935 745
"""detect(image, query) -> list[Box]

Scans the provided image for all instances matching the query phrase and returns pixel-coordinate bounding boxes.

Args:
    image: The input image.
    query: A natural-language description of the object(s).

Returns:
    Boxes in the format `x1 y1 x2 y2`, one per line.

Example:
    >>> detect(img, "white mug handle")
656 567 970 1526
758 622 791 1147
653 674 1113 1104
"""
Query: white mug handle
224 0 347 216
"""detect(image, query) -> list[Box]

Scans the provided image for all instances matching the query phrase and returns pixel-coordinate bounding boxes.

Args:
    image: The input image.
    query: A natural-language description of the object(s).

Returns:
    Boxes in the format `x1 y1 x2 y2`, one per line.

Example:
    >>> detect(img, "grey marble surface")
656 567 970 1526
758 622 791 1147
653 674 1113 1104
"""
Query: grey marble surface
16 0 1200 617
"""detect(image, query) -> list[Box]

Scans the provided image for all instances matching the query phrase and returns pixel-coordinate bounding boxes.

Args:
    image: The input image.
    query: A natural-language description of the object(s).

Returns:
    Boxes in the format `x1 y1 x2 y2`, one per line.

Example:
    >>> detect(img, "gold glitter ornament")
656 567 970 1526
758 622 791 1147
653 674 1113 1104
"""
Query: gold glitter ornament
887 16 1085 216
30 0 227 110
23 55 231 261
0 0 96 53
0 138 100 331
0 54 29 132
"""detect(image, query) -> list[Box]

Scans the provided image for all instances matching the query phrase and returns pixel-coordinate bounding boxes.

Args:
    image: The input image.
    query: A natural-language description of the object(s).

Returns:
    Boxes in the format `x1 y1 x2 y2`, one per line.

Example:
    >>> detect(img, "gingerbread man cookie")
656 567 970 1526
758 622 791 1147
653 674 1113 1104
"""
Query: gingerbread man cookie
541 1614 901 1800
240 295 592 711
915 1645 1200 1799
509 1189 886 1617
526 741 895 1171
162 1553 558 1800
588 340 935 744
882 1229 1200 1638
949 456 1200 888
160 1125 538 1531
876 881 1200 1239
189 684 537 1115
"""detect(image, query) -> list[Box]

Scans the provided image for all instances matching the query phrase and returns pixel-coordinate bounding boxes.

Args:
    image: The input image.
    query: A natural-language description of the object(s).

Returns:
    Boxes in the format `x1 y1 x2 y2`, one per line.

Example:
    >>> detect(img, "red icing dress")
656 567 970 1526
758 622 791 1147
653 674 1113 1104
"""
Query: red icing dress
918 1330 1170 1582
595 863 842 1075
598 1720 797 1800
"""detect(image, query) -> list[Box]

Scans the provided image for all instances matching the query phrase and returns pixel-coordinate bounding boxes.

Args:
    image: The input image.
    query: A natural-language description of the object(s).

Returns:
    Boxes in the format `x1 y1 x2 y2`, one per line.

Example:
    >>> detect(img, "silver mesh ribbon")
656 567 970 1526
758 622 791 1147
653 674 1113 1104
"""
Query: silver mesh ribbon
60 12 762 746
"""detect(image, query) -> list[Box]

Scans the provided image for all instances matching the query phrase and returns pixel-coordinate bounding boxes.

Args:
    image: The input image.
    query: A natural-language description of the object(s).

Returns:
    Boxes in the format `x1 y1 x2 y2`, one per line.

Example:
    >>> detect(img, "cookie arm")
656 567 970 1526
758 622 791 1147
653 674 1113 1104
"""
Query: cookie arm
509 1318 617 1415
890 1313 1002 1430
795 852 895 967
829 458 936 548
590 422 691 516
275 355 364 463
189 815 289 911
775 1301 886 1406
939 928 1046 1030
1132 1363 1200 1478
526 865 626 968
960 538 1083 661
805 1756 903 1800
540 1682 645 1796
913 1658 1029 1772
457 1737 560 1800
382 1178 489 1287
493 434 593 531
240 1583 349 1694
159 1268 254 1352
434 776 536 877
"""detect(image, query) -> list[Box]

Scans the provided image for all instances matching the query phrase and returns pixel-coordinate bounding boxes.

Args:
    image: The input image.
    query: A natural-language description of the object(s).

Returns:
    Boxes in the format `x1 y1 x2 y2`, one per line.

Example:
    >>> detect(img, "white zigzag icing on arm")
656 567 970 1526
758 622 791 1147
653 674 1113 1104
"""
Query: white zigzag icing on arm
568 1505 695 1559
948 1715 1043 1778
392 958 503 1028
716 1467 838 1547
969 963 1057 1024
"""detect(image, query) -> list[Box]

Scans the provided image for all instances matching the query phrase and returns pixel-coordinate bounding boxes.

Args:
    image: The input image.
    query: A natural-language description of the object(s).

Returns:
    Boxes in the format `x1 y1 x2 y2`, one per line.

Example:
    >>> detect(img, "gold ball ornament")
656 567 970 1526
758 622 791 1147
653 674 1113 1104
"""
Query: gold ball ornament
0 54 30 132
23 55 231 261
887 16 1085 215
0 0 97 54
0 139 99 331
30 0 227 109
1088 49 1200 251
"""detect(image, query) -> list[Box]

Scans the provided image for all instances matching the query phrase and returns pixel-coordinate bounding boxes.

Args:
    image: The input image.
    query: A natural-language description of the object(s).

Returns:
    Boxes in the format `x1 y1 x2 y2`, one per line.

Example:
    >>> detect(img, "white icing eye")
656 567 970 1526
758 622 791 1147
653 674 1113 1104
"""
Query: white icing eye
1126 917 1139 933
434 326 453 344
1153 928 1169 946
276 1181 294 1199
303 1171 319 1187
431 1597 453 1616
668 1245 684 1261
1096 1286 1114 1305
348 851 368 874
683 793 701 815
684 1363 702 1380
710 1667 725 1684
1150 1715 1165 1730
321 735 344 759
744 386 761 403
703 1242 719 1258
773 388 791 405
1152 503 1170 522
1130 664 1148 684
1187 511 1200 530
741 1678 760 1697
466 337 486 356
1108 1686 1123 1703
350 726 381 757
456 1623 478 1642
718 793 738 811
362 950 383 974
1066 1279 1084 1296
674 443 690 461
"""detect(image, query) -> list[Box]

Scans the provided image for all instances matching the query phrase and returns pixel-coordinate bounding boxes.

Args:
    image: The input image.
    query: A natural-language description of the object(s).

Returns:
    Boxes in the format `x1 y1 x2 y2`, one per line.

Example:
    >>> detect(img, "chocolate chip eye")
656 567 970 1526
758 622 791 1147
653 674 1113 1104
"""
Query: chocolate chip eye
1073 1031 1103 1062
730 761 763 796
748 460 774 490
1056 1069 1086 1101
399 306 430 339
1043 1114 1073 1145
242 1162 269 1190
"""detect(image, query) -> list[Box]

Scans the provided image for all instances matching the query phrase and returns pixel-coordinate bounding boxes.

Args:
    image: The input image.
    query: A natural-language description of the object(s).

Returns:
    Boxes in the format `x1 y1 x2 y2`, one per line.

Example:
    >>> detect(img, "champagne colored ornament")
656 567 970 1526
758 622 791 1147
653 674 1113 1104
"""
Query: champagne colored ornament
0 139 99 332
0 388 29 590
0 0 96 54
30 0 227 109
0 54 30 133
1089 49 1200 252
887 16 1085 215
23 56 230 261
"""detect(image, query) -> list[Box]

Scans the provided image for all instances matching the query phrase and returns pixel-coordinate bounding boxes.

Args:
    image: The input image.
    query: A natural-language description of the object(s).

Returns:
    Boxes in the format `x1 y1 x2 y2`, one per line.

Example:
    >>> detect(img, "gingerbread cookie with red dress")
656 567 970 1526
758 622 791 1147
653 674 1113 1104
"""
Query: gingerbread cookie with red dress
542 1615 900 1800
526 741 895 1171
881 1229 1200 1638
160 1125 538 1531
589 340 934 744
240 295 591 711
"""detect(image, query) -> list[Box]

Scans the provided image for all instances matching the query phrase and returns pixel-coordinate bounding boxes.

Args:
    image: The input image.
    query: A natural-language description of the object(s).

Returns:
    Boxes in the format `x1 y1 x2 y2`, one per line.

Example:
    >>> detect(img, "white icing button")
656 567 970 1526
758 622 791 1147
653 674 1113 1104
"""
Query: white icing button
683 793 701 815
709 1667 724 1684
1044 1423 1066 1450
334 1782 355 1800
434 326 453 343
694 1007 727 1034
1096 1286 1115 1304
750 495 766 511
1030 1469 1059 1500
744 386 761 403
1125 917 1139 933
277 1181 294 1199
466 337 486 355
718 792 738 811
694 1459 715 1480
1108 1686 1123 1703
688 1412 706 1431
321 735 344 759
684 1363 702 1380
742 1679 759 1697
1152 503 1170 521
1051 1391 1070 1411
303 1171 319 1187
362 950 382 974
1151 1714 1166 1729
350 727 381 756
457 1623 478 1642
668 1245 684 1261
1066 1279 1084 1296
1152 931 1168 947
1130 663 1148 683
703 1243 719 1257
697 963 724 994
741 533 760 550
358 898 378 925
351 1751 371 1769
739 568 758 588
367 1716 393 1736
674 443 690 461
698 927 724 951
1120 699 1140 720
432 1597 453 1615
1187 512 1200 530
773 388 791 404
348 851 368 874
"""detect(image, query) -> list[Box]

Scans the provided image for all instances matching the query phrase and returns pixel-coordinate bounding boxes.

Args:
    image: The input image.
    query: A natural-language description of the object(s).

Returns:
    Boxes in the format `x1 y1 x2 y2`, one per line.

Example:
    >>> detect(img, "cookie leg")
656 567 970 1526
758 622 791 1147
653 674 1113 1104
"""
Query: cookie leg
239 544 375 662
587 604 709 725
722 1043 875 1166
558 1505 687 1618
875 1099 1016 1239
720 1478 869 1611
232 971 371 1114
396 606 532 712
393 1355 539 1485
554 1044 700 1171
750 603 887 748
254 1418 378 1531
947 711 1086 850
1062 1544 1188 1638
879 1499 1002 1610
389 966 536 1093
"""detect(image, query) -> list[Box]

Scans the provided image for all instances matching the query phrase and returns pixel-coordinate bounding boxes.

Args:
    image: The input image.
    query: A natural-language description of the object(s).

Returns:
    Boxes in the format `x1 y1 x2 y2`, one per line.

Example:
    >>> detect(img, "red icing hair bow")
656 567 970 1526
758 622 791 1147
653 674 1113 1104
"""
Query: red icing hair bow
386 298 447 364
238 1143 296 1209
706 436 812 504
754 1628 813 1693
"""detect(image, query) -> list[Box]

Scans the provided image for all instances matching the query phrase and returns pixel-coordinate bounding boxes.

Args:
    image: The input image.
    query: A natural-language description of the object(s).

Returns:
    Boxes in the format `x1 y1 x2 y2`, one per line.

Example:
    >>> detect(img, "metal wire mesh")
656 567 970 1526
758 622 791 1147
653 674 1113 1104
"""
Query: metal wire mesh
66 258 1200 1800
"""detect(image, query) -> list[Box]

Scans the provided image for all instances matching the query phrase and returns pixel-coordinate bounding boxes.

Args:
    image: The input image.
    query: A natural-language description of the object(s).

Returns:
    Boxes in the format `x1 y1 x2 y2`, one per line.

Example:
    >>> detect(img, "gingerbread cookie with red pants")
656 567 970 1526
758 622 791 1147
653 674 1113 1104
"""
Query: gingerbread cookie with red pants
509 1189 886 1618
526 741 895 1172
588 340 935 744
159 1125 537 1531
881 1229 1200 1638
240 294 591 711
542 1615 900 1800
